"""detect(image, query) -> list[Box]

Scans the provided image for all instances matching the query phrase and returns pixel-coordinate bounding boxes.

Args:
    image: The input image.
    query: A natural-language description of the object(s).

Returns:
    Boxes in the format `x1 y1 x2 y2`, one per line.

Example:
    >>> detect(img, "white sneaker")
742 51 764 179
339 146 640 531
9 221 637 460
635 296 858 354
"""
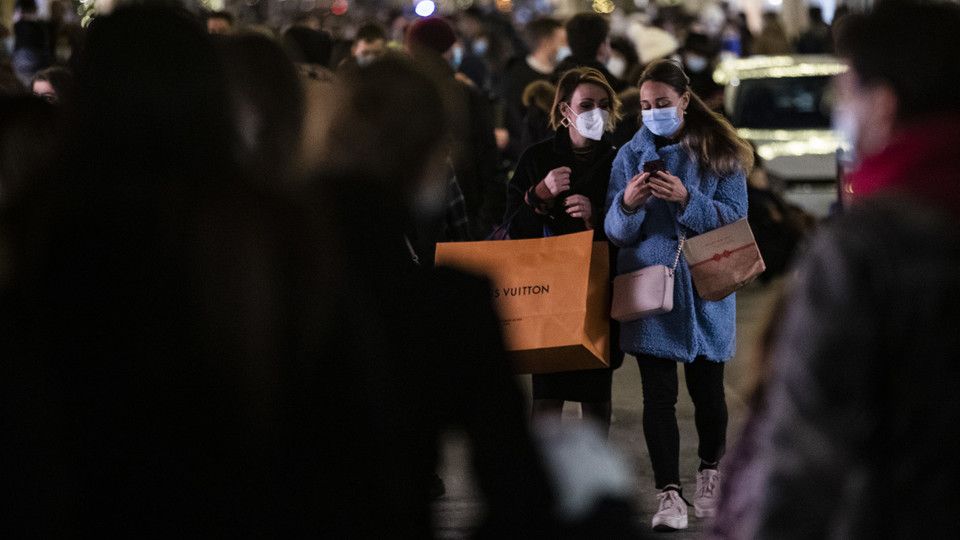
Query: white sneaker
651 488 688 531
694 469 721 518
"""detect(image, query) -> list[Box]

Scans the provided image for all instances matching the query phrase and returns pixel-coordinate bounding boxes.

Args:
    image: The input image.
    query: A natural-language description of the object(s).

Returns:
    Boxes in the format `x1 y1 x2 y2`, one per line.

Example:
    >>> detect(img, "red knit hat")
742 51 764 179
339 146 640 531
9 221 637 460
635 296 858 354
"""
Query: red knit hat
406 17 457 54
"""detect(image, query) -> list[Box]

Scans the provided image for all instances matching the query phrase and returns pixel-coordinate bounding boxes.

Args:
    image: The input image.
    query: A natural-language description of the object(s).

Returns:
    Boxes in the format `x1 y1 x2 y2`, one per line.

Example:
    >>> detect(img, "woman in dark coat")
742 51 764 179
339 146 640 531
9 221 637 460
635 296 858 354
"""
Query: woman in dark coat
505 67 623 435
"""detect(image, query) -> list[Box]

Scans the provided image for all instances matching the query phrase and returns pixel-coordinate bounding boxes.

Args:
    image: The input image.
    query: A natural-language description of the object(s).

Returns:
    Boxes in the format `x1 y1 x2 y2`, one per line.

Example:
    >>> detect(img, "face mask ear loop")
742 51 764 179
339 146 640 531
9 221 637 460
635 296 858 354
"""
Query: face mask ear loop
560 102 574 128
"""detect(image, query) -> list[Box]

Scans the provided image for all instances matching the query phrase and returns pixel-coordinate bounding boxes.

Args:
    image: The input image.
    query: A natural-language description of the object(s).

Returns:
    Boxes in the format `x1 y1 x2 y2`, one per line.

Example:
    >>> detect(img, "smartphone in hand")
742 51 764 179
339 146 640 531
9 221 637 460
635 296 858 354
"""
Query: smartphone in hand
642 159 665 182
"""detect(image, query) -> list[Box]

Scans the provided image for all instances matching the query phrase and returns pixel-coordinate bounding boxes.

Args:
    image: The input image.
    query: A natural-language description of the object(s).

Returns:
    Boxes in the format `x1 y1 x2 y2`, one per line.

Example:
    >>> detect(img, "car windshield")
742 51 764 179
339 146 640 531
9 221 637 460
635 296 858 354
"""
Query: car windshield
732 76 834 129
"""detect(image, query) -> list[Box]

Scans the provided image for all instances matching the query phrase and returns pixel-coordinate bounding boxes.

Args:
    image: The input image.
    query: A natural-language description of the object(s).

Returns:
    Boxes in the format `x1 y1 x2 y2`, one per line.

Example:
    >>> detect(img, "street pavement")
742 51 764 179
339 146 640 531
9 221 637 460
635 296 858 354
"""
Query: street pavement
433 278 784 539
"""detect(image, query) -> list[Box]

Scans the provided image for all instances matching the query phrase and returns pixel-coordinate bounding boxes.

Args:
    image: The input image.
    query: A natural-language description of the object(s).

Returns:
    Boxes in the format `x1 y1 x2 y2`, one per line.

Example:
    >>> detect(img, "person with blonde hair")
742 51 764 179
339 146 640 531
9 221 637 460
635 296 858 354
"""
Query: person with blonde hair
505 66 623 436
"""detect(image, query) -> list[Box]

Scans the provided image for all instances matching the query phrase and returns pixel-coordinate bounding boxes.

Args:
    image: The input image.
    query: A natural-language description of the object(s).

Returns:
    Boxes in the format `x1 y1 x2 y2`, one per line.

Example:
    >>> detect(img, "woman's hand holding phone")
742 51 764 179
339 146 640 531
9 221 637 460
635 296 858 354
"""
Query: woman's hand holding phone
648 170 689 206
622 172 654 211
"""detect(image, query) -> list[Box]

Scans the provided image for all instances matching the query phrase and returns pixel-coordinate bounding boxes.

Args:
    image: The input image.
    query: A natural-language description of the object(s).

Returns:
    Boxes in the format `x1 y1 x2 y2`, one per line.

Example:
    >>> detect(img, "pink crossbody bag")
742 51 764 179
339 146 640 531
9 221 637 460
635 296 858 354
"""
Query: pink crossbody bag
610 232 685 322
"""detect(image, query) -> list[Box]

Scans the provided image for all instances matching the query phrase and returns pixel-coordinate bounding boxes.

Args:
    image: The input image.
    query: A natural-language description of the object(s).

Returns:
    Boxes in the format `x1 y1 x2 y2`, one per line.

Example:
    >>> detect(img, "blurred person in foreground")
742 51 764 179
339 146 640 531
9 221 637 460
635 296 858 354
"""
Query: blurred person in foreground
215 33 305 190
709 2 960 538
283 19 334 81
30 65 74 106
0 95 61 207
306 54 560 539
604 59 753 532
0 4 333 535
504 67 624 437
1 61 25 95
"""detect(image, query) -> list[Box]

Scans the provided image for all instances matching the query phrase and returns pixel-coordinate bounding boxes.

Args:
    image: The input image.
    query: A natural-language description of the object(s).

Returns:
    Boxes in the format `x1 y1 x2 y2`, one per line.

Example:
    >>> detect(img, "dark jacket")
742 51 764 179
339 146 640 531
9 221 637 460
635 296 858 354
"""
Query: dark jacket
520 104 555 154
0 174 559 537
451 71 500 240
710 197 960 539
506 127 618 239
501 56 552 161
315 181 561 538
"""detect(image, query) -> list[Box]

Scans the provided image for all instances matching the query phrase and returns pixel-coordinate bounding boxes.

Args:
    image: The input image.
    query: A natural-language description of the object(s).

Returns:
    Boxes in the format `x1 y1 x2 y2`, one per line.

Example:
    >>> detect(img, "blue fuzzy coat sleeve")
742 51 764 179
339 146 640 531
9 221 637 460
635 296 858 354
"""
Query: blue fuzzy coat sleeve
678 169 748 234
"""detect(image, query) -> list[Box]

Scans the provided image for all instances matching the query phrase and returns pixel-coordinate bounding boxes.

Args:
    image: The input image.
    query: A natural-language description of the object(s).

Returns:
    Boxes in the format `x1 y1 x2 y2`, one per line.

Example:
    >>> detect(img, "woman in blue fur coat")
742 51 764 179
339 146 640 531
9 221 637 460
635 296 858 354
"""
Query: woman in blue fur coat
603 60 754 532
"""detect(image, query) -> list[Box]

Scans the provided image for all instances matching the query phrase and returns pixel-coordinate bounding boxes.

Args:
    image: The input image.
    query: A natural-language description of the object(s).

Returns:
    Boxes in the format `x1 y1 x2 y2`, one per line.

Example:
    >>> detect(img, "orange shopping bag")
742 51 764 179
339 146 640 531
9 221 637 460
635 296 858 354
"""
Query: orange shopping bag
435 230 610 374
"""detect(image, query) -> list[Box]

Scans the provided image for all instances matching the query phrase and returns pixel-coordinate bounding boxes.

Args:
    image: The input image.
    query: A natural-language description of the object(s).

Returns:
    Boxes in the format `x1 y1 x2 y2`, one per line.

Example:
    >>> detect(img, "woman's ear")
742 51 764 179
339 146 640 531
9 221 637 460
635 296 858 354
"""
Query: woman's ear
680 92 691 115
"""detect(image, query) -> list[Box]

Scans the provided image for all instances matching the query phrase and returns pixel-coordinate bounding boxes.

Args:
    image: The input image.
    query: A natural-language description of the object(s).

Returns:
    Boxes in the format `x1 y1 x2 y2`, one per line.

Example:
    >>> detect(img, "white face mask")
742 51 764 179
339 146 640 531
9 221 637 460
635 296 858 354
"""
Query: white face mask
567 106 609 141
555 45 571 64
606 56 626 79
642 106 684 138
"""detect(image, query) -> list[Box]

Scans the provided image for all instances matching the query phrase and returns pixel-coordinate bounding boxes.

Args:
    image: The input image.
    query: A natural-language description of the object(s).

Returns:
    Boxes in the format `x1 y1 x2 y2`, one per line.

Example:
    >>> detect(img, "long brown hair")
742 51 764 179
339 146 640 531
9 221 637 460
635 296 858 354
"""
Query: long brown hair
639 59 753 176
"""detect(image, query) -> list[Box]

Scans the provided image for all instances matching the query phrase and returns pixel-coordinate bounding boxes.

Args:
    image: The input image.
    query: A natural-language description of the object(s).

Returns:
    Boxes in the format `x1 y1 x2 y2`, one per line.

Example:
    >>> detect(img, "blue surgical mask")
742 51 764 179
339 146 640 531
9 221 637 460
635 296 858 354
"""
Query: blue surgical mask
684 54 709 74
450 45 463 70
642 106 684 137
556 45 571 64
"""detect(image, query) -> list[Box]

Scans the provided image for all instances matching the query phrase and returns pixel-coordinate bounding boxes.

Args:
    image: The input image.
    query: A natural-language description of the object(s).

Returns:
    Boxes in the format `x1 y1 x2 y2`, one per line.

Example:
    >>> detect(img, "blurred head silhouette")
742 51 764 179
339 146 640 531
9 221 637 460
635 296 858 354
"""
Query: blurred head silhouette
72 3 236 182
315 55 454 218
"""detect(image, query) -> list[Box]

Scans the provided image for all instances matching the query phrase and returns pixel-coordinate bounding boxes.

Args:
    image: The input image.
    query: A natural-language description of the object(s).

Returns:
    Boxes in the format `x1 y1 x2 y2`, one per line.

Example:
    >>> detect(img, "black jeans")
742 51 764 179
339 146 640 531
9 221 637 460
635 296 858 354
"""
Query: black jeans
637 355 727 490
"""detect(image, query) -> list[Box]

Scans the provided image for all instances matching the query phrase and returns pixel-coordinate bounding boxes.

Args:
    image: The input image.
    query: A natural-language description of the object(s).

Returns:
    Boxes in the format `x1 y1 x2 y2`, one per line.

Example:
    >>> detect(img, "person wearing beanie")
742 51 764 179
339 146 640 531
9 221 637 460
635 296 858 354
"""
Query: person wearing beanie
406 16 458 59
405 16 501 241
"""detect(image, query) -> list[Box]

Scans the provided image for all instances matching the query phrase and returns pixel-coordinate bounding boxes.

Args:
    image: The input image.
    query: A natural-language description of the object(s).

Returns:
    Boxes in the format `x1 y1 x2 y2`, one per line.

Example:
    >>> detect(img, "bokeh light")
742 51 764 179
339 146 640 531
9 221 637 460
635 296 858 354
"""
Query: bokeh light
415 0 436 17
331 0 348 15
593 0 615 14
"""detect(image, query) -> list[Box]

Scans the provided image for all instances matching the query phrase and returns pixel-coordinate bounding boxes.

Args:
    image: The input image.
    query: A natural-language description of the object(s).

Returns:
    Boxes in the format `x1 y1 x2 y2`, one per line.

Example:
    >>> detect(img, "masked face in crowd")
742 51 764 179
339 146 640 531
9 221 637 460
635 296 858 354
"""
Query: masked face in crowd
560 82 612 141
683 52 709 74
549 28 569 65
832 69 898 165
354 38 386 67
639 80 690 138
606 52 627 79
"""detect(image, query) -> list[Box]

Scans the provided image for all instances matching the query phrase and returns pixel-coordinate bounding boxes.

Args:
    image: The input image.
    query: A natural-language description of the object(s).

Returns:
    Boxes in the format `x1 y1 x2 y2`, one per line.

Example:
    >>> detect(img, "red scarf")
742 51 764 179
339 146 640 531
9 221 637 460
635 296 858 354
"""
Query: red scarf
847 113 960 218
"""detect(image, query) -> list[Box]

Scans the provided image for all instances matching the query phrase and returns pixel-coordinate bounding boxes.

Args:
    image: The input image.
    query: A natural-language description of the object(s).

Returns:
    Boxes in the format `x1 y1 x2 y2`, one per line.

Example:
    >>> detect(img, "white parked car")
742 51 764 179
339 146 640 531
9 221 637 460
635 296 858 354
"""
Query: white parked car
713 55 848 218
